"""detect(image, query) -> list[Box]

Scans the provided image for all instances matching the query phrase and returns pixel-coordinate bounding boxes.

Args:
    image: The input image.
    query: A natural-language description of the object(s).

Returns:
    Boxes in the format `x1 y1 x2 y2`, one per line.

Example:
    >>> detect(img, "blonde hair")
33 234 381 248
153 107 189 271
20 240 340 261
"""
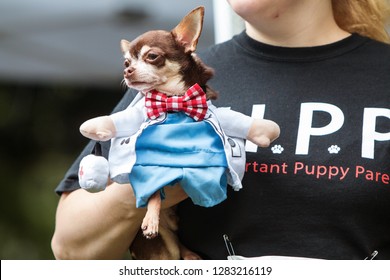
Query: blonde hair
332 0 390 43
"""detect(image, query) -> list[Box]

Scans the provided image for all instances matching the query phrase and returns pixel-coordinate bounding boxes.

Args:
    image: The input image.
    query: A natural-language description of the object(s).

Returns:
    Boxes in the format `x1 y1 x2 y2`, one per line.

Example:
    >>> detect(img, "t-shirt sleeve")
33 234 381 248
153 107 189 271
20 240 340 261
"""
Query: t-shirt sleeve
54 89 137 195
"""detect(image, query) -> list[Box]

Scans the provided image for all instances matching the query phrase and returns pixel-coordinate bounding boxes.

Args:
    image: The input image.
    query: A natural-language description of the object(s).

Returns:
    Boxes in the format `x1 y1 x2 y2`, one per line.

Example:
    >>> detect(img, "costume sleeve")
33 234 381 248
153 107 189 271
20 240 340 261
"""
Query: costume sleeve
212 106 253 140
54 90 137 195
110 96 146 138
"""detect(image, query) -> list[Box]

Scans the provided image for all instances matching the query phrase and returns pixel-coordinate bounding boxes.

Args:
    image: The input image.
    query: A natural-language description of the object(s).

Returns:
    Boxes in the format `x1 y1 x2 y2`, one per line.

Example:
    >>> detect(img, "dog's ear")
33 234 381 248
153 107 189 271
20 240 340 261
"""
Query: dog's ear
120 39 131 54
172 6 204 53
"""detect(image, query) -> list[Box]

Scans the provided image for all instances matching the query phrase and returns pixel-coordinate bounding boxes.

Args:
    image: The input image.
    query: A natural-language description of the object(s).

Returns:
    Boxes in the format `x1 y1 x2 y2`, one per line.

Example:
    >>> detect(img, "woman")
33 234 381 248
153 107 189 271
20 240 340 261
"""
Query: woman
52 0 390 259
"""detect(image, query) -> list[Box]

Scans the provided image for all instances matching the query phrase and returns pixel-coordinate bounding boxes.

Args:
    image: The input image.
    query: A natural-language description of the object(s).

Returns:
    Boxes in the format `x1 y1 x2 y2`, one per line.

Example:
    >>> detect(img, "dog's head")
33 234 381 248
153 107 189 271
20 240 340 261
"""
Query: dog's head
120 6 214 96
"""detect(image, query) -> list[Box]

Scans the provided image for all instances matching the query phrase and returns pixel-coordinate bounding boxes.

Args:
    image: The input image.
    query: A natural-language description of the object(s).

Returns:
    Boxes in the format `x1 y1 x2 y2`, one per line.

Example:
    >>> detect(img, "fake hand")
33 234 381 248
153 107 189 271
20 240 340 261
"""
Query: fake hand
247 119 280 147
78 154 109 192
80 116 117 141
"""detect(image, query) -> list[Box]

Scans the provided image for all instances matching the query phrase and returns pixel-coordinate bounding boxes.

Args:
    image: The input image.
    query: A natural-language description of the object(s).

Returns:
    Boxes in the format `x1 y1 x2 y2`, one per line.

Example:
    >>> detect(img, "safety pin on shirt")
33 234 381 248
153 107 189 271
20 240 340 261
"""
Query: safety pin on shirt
223 234 236 257
364 250 378 260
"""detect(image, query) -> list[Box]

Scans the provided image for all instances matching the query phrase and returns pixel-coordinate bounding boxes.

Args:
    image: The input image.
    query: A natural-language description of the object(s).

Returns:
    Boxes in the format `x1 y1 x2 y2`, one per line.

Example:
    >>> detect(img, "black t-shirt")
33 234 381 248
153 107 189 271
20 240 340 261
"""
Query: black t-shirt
56 32 390 259
178 32 390 260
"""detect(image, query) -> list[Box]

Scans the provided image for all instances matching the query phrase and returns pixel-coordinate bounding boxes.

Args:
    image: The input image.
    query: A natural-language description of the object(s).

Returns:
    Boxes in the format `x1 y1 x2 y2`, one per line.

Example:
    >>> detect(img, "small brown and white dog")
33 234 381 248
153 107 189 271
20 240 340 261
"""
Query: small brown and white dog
80 6 279 259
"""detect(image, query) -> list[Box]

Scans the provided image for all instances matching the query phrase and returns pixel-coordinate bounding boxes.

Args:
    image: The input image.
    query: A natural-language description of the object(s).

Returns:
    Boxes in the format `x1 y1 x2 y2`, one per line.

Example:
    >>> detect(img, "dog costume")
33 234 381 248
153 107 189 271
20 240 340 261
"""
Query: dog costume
79 84 249 208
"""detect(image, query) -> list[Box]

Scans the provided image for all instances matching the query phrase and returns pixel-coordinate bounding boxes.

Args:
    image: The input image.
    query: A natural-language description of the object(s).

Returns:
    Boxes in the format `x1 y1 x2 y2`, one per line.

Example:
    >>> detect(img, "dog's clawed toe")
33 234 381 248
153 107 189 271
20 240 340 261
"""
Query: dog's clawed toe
142 225 159 239
144 229 158 239
145 231 158 239
141 212 160 239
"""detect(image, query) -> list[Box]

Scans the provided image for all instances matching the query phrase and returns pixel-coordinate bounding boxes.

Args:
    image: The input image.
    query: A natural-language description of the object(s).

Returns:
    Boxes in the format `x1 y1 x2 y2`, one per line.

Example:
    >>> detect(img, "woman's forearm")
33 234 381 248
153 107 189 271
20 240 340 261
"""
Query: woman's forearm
51 183 143 259
51 182 187 259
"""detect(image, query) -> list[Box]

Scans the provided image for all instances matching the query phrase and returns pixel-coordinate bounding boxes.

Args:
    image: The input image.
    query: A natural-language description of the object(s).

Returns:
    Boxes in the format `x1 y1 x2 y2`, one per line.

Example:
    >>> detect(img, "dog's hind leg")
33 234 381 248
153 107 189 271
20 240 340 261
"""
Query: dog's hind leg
141 191 161 239
180 243 202 260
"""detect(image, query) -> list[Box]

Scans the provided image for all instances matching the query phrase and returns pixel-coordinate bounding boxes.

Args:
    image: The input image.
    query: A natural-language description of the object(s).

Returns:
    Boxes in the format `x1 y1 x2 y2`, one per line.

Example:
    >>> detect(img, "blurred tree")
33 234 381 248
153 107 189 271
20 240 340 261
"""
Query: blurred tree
0 82 124 259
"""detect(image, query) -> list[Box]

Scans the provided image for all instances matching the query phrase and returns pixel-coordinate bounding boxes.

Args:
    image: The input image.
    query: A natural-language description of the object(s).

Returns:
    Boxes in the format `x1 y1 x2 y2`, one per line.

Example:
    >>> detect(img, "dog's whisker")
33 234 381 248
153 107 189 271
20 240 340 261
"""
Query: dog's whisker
120 79 128 92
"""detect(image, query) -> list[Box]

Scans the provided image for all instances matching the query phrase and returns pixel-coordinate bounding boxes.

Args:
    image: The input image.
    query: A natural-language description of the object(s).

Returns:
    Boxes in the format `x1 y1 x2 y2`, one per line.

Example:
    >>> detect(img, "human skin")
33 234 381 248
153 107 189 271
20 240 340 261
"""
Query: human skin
51 183 187 259
227 0 350 47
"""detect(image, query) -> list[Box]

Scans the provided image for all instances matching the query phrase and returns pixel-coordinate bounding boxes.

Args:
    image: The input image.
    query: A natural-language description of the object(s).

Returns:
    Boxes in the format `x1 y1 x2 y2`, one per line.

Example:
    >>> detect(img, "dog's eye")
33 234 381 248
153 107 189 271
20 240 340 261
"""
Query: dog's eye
144 51 164 66
124 60 130 68
146 53 159 61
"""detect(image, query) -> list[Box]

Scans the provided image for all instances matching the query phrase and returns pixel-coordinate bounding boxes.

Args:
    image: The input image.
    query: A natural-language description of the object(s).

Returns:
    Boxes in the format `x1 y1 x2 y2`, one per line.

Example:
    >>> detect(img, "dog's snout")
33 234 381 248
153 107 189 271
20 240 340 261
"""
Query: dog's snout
124 67 135 76
123 59 135 77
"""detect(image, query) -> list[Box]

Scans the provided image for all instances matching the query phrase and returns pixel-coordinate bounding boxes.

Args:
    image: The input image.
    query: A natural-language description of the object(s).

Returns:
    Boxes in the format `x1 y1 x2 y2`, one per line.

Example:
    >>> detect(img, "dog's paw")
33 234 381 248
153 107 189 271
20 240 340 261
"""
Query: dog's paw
141 212 160 239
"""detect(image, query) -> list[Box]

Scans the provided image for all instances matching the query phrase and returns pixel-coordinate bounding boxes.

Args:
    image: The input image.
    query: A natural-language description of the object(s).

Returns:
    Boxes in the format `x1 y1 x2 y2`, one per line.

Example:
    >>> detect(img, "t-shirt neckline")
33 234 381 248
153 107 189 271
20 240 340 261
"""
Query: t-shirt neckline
234 31 369 62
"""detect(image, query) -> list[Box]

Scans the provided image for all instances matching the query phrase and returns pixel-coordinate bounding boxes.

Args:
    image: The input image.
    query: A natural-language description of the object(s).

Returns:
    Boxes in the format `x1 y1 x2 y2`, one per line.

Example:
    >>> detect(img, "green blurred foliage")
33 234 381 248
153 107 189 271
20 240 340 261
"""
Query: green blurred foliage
0 82 124 259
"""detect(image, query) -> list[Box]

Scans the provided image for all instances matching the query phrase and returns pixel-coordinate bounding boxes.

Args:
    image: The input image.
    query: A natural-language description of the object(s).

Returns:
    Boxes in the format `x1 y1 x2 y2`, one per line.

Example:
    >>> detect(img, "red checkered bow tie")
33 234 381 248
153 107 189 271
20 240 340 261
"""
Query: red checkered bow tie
145 83 208 121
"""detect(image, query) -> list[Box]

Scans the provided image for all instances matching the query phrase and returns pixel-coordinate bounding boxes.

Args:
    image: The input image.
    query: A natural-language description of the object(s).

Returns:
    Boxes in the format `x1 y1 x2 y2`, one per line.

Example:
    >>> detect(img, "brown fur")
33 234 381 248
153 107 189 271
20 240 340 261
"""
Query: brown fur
123 30 217 99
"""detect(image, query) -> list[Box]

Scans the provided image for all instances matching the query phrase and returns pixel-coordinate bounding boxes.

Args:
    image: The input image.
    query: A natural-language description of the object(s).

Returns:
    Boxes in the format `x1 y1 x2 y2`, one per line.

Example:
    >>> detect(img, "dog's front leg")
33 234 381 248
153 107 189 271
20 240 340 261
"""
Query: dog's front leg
142 191 161 239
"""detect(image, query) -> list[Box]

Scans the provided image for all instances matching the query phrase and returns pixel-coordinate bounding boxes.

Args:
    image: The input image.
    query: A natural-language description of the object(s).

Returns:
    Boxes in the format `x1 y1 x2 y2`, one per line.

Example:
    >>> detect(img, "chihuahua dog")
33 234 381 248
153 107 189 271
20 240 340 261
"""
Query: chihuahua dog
80 6 279 259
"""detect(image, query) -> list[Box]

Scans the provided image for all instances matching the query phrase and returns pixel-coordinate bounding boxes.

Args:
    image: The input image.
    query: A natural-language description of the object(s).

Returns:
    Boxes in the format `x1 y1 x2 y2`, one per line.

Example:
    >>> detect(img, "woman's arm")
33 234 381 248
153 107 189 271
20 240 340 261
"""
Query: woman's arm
51 182 187 259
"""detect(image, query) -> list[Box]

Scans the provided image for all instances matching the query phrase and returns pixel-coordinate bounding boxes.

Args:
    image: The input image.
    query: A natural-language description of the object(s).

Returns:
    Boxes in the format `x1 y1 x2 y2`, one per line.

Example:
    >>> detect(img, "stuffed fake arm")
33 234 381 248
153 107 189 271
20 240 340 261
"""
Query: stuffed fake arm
80 97 146 141
79 116 116 141
78 98 145 192
213 107 280 148
110 97 146 137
